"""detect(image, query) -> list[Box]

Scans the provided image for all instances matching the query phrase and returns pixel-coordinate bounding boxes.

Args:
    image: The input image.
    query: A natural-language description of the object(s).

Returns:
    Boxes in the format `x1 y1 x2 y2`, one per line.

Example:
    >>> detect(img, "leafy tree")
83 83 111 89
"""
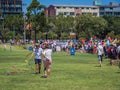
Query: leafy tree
53 15 74 39
106 31 115 39
61 33 70 40
27 0 46 41
75 14 107 39
103 16 120 36
3 14 23 40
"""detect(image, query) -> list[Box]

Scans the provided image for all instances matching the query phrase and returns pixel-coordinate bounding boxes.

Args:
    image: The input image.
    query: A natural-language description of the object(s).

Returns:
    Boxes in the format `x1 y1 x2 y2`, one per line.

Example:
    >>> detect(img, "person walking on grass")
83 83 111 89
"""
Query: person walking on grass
42 43 52 78
96 43 104 67
32 43 43 74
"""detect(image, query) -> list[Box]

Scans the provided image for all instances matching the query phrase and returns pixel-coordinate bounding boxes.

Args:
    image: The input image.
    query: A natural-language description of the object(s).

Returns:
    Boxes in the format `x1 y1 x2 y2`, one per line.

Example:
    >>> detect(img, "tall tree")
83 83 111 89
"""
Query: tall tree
27 0 45 41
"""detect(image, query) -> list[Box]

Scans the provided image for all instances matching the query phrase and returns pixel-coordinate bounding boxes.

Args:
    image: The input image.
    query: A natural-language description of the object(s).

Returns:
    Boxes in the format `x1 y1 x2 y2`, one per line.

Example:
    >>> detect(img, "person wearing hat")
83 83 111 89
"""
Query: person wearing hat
33 43 43 74
96 43 104 67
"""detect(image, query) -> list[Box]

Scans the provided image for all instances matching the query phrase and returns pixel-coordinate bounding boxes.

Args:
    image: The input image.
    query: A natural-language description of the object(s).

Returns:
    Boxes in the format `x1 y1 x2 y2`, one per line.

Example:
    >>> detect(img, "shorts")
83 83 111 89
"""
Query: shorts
44 59 52 68
98 55 103 62
34 59 41 64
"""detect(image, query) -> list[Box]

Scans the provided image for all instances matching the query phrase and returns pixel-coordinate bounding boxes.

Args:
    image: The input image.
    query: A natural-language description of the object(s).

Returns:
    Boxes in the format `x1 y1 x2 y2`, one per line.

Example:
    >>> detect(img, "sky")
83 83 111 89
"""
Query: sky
22 0 120 12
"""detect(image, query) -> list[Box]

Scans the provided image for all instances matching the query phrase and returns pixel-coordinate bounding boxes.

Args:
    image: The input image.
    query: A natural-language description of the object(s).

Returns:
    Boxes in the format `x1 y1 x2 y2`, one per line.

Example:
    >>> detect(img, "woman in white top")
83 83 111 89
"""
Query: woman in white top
42 43 52 78
96 43 104 67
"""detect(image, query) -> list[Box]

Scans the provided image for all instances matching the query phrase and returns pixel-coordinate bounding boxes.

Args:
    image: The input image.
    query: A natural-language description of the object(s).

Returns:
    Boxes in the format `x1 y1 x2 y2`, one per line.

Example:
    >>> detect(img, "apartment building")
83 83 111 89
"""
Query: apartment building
46 2 120 17
0 0 22 18
98 2 120 16
46 4 99 17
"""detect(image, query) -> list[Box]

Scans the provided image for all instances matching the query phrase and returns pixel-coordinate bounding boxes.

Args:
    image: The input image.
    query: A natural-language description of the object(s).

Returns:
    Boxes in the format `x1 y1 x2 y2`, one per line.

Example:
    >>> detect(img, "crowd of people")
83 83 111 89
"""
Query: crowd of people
26 36 120 68
1 36 120 77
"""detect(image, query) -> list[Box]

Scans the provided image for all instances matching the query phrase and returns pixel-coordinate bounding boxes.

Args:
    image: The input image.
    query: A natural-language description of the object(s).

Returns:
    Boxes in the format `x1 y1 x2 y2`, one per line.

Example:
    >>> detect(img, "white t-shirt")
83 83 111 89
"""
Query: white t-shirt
43 49 52 61
97 45 104 55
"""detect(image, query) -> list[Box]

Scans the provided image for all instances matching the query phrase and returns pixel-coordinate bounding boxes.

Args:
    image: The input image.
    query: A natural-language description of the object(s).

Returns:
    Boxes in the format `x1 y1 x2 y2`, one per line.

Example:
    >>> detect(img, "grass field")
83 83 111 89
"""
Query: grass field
0 44 120 90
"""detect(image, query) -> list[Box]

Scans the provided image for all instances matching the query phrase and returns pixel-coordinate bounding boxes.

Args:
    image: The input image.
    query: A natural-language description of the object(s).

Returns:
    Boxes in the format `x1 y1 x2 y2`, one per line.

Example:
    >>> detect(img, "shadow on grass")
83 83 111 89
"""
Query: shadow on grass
94 65 102 67
116 71 120 74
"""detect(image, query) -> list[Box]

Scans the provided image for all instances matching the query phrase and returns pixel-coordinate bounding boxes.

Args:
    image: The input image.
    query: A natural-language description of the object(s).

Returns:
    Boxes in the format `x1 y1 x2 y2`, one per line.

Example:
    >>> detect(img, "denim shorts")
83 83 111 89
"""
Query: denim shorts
98 55 103 62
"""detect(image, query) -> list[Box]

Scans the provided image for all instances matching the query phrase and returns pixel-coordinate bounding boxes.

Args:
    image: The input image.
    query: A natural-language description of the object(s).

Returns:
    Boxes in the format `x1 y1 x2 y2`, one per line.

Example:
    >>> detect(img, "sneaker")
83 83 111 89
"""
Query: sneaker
44 75 47 78
41 75 47 78
35 72 39 74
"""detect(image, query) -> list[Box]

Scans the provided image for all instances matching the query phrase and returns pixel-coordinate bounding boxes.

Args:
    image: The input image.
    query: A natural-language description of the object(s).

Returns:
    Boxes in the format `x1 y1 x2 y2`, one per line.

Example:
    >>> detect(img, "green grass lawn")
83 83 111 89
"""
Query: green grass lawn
0 44 120 90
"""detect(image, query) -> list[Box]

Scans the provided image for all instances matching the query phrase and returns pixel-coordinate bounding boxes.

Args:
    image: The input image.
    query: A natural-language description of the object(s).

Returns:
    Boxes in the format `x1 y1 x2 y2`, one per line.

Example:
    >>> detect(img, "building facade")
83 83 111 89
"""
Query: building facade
0 0 22 18
98 2 120 16
46 2 120 17
46 5 99 17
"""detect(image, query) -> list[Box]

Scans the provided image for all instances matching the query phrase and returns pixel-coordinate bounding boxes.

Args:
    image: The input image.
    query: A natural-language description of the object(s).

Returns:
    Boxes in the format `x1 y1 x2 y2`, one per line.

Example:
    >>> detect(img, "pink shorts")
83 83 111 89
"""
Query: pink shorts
44 59 52 68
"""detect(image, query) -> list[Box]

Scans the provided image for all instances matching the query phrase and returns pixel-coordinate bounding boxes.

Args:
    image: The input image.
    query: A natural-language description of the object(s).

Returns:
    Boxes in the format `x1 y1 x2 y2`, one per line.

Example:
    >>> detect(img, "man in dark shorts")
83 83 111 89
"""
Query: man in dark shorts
33 43 43 74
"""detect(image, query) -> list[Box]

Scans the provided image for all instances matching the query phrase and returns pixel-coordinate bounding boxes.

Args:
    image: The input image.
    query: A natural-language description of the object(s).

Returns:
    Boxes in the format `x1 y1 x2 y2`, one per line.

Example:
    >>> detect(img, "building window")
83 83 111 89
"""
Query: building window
70 12 74 15
56 7 60 9
100 12 104 15
81 7 85 9
105 12 113 16
63 7 66 9
93 13 97 16
58 12 63 15
9 4 14 7
16 5 21 7
75 7 79 9
16 9 22 12
76 13 80 16
110 7 113 10
69 7 73 9
64 12 68 15
100 7 104 10
92 8 97 10
114 12 120 15
86 7 89 9
9 8 15 12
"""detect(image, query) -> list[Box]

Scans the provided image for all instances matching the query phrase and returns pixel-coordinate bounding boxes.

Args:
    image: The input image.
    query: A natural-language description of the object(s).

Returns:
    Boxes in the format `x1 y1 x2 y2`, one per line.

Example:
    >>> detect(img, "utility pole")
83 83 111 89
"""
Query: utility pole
23 14 26 49
22 2 27 48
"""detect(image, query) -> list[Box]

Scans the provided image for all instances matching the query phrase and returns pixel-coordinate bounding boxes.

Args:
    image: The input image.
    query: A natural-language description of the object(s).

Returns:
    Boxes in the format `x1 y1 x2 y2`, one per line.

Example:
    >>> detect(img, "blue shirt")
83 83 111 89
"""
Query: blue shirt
34 48 43 59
